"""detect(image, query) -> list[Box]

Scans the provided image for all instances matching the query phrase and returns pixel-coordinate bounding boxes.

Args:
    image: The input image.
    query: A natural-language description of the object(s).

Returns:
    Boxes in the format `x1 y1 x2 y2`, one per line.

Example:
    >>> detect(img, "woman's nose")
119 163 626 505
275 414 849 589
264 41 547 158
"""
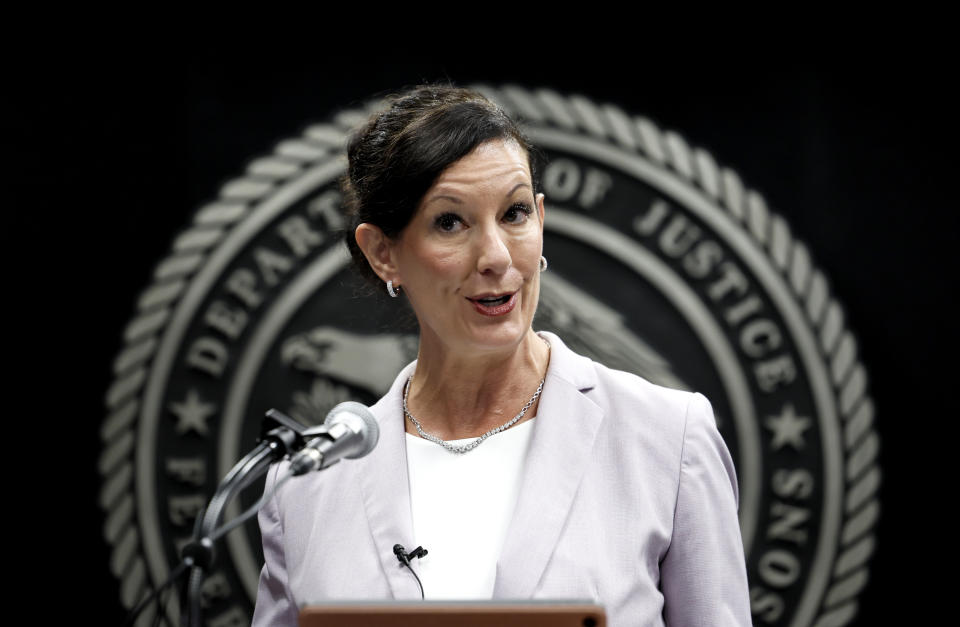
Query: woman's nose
475 226 512 275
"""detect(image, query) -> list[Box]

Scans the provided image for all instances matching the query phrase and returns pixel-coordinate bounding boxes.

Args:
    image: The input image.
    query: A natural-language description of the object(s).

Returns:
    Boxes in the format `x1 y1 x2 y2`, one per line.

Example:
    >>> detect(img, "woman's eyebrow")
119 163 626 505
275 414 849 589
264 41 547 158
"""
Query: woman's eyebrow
506 182 531 196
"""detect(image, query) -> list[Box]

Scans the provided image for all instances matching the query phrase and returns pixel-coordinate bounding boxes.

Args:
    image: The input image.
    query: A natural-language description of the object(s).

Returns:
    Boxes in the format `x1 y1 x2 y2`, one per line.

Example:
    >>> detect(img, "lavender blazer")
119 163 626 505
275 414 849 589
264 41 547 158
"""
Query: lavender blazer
252 331 751 626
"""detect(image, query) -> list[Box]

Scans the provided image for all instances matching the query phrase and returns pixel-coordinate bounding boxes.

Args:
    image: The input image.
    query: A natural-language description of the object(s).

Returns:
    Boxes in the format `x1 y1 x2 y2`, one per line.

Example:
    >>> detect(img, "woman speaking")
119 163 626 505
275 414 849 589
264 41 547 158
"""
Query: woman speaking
252 85 751 626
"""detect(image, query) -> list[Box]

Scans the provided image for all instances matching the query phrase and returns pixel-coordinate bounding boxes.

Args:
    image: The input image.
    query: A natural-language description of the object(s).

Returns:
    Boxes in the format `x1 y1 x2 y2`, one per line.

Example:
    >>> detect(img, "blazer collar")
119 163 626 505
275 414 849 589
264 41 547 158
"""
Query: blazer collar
493 331 604 597
536 331 598 393
358 331 604 599
357 360 420 599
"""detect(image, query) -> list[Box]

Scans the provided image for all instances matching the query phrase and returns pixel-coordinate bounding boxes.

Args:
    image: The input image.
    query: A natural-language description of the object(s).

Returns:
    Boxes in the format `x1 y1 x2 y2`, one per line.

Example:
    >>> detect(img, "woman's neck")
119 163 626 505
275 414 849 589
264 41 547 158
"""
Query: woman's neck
405 329 551 440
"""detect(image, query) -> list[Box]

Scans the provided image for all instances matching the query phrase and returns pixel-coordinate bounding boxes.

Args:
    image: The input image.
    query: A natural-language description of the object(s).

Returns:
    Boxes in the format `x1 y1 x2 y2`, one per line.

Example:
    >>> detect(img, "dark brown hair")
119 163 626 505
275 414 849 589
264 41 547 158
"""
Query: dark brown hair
342 84 541 287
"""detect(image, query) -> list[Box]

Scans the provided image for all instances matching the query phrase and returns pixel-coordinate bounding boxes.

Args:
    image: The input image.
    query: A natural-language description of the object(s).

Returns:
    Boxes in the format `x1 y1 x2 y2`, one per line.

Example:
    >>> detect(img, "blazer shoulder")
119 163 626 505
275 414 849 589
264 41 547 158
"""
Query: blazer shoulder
542 331 704 443
580 357 716 463
588 357 700 419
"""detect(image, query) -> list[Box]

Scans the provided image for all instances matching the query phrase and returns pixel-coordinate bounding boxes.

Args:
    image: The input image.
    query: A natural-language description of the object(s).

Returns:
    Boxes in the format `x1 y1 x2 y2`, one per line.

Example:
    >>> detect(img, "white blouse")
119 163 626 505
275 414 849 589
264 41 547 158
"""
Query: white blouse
404 418 536 599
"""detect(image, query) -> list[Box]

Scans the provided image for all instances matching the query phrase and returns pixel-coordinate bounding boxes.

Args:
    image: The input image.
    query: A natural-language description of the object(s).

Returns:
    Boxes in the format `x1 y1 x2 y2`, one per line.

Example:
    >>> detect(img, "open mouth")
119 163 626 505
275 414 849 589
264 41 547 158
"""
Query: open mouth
473 295 512 306
468 292 518 316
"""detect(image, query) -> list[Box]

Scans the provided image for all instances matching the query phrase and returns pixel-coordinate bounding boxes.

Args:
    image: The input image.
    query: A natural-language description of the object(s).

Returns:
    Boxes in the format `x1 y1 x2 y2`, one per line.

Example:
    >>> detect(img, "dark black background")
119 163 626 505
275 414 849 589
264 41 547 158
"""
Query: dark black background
10 35 955 625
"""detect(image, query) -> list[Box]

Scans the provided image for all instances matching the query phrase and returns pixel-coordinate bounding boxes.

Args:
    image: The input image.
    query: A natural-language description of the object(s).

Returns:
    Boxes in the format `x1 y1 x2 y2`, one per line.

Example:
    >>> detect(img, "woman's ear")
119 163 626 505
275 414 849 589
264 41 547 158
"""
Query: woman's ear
355 223 399 283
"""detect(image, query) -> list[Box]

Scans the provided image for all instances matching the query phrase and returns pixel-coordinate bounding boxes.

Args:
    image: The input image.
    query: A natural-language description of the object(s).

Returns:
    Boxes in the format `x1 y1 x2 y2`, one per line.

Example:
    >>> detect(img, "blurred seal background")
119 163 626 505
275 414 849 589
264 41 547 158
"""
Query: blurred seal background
8 32 954 625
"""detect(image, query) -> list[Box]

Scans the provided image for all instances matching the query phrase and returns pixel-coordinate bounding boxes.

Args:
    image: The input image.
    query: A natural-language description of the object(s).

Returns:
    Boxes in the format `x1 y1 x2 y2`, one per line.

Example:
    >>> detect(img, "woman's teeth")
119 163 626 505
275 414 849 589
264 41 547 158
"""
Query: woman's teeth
469 292 517 316
477 295 511 305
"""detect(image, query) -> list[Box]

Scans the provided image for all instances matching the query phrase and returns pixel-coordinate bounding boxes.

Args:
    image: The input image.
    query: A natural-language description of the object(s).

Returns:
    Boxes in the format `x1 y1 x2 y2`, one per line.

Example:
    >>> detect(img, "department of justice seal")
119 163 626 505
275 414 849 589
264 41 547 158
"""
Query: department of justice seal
100 85 880 626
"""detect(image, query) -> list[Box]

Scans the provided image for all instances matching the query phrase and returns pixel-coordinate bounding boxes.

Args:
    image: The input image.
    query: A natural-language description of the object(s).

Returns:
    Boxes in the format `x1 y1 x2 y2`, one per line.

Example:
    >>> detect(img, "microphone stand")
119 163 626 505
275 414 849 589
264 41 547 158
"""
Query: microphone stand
122 410 308 627
123 403 379 627
181 441 279 627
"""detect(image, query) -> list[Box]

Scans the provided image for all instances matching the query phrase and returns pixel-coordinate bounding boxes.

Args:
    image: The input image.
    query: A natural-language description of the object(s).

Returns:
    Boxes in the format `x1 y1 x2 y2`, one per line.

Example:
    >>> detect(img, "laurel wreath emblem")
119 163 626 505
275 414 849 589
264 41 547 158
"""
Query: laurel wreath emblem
100 85 879 626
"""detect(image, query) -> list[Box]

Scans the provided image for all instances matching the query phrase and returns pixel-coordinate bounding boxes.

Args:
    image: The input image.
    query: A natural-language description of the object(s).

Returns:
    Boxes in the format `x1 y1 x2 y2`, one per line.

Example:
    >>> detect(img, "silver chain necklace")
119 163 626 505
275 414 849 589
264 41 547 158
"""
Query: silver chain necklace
403 375 545 454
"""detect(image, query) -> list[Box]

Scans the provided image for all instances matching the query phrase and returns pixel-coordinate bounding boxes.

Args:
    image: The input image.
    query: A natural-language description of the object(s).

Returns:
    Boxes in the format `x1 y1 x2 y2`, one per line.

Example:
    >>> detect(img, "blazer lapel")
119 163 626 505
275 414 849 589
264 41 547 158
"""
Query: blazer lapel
357 362 421 599
493 332 604 597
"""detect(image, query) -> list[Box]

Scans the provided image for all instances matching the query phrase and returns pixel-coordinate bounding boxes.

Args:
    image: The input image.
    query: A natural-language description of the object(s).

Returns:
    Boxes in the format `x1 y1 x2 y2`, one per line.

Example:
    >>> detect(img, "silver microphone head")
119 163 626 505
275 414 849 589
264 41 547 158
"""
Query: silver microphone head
324 401 380 459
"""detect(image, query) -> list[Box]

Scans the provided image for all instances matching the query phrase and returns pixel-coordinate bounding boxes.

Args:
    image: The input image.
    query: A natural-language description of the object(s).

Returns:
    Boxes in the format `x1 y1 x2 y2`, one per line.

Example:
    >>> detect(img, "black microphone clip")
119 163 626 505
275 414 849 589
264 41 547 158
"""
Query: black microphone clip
393 544 428 566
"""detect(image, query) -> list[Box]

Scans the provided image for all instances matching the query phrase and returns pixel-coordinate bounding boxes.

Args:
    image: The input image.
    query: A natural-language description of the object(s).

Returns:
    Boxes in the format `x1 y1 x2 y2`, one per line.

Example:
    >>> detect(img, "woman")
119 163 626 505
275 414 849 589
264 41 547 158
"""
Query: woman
252 86 751 626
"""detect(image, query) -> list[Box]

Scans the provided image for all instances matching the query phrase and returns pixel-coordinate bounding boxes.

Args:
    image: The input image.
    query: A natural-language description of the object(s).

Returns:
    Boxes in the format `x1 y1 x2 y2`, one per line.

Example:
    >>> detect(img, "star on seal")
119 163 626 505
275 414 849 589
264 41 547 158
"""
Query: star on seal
765 403 812 451
168 389 217 436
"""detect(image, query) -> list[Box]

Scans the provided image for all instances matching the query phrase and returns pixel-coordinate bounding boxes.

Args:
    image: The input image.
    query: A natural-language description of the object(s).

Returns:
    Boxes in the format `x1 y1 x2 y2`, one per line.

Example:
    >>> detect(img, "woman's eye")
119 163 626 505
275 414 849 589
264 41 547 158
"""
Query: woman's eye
504 203 533 224
434 213 463 232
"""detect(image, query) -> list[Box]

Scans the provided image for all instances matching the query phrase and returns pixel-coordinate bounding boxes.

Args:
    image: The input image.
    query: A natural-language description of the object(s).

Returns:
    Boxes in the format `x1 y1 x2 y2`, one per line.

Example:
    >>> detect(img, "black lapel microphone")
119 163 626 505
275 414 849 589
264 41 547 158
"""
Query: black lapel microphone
393 544 428 598
393 544 428 564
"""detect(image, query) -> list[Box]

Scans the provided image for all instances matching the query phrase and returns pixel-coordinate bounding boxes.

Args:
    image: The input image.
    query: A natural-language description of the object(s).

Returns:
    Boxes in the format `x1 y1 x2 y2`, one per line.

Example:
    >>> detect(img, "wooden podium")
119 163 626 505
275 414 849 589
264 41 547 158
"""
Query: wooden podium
299 601 606 626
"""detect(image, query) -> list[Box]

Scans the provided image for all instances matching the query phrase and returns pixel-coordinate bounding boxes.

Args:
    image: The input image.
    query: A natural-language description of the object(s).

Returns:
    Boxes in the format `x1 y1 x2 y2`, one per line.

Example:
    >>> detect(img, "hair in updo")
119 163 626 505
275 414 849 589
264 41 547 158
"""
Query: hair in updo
341 84 541 287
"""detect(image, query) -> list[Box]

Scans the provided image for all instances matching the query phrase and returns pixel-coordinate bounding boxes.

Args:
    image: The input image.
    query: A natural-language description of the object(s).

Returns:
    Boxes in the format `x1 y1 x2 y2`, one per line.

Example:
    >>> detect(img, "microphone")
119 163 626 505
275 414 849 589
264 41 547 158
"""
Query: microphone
393 544 428 565
393 544 428 599
289 401 380 475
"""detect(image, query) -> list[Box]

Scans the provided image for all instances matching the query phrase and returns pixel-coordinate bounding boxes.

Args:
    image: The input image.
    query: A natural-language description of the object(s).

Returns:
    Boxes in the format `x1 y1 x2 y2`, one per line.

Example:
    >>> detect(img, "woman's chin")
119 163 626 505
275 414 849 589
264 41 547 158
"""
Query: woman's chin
457 320 533 354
